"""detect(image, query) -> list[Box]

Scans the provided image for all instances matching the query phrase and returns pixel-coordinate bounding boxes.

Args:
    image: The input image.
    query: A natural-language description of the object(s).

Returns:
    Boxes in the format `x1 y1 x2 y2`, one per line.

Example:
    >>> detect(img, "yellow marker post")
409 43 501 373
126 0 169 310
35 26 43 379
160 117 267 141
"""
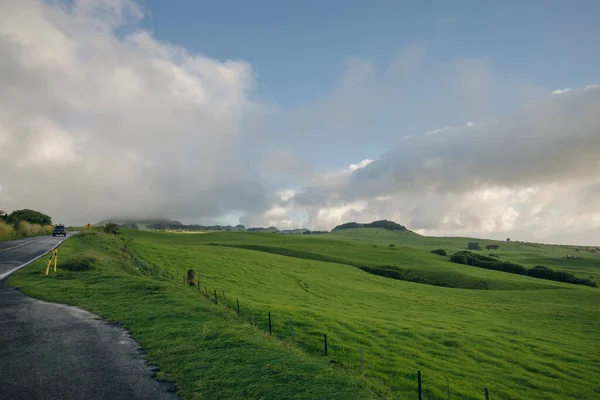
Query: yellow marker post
53 249 58 272
46 251 55 276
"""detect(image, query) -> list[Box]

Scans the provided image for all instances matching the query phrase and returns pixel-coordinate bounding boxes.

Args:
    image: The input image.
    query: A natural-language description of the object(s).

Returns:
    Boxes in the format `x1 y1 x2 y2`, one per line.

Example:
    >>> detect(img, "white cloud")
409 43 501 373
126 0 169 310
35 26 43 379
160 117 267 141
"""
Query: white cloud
347 159 373 172
266 86 600 244
0 0 269 224
552 88 572 95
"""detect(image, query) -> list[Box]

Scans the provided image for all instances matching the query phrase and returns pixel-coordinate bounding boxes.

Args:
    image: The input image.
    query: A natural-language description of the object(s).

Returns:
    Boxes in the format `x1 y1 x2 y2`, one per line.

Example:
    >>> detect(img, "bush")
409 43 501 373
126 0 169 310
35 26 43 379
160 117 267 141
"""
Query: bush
450 253 468 264
451 253 597 287
5 209 52 226
485 244 500 251
468 242 482 250
186 269 197 286
102 223 120 235
61 255 96 271
431 249 447 256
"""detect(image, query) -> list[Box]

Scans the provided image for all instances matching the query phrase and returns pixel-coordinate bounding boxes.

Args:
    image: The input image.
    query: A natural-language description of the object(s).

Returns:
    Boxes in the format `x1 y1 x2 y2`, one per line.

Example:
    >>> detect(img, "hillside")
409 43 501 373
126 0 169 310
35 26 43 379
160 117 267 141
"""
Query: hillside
9 231 389 399
123 228 598 399
9 227 600 399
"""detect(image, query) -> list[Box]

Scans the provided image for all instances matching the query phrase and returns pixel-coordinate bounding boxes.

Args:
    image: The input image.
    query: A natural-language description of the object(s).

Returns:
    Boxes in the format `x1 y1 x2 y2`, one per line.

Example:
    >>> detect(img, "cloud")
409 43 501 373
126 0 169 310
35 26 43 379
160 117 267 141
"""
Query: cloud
552 88 572 95
258 86 600 244
0 0 269 224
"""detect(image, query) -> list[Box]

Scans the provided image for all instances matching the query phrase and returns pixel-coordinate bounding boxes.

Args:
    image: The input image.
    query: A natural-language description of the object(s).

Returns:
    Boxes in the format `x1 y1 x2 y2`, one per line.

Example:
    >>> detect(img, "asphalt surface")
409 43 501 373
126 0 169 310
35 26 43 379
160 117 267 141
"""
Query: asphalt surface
0 234 72 281
0 235 179 400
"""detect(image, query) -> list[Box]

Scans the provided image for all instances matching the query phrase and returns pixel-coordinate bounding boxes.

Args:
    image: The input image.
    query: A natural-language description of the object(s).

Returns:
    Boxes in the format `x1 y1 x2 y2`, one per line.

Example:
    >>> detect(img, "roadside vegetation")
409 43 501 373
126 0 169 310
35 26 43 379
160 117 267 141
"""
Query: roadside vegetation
8 231 390 399
0 209 53 241
8 226 600 399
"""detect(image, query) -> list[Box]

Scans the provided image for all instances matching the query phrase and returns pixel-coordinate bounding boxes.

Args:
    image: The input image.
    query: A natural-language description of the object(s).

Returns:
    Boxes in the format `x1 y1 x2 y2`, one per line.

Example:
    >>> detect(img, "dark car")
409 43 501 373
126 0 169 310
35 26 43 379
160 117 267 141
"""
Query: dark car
52 225 67 237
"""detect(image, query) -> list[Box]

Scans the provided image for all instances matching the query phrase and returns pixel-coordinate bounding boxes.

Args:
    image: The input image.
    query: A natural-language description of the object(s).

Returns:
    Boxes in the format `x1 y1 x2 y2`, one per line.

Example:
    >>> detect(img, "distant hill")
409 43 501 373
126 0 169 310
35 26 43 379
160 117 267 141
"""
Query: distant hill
95 218 182 230
247 227 279 233
332 220 408 232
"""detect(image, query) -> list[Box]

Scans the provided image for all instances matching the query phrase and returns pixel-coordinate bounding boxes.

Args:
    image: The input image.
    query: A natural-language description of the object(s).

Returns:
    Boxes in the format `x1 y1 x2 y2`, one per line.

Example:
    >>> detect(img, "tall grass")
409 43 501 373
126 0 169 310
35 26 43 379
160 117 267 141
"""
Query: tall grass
0 221 15 240
0 220 52 240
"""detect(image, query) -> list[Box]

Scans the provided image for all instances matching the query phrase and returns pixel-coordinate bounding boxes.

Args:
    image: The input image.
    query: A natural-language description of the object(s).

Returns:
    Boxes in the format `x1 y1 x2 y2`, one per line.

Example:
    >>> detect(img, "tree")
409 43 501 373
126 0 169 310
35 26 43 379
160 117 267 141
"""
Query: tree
0 210 6 220
6 209 52 226
468 242 482 250
485 244 500 251
102 222 120 235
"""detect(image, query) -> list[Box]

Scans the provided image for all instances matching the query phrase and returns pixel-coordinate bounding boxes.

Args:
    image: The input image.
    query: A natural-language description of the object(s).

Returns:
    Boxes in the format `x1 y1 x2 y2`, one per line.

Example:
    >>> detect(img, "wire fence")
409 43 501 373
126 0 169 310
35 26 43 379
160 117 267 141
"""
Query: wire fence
176 269 494 400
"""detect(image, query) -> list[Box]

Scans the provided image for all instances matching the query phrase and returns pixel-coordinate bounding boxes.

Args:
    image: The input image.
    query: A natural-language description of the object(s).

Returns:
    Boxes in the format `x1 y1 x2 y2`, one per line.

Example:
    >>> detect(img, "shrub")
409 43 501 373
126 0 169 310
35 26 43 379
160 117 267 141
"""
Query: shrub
468 242 482 250
528 266 554 279
61 255 96 271
186 269 197 286
485 244 500 250
451 254 597 287
5 209 52 226
102 223 120 235
450 253 468 264
431 249 447 256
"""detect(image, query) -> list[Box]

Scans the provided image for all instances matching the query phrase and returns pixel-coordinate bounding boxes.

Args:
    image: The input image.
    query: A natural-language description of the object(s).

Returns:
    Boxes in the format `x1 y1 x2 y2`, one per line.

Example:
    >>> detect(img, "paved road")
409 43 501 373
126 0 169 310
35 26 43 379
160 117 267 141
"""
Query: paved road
0 235 178 400
0 234 73 280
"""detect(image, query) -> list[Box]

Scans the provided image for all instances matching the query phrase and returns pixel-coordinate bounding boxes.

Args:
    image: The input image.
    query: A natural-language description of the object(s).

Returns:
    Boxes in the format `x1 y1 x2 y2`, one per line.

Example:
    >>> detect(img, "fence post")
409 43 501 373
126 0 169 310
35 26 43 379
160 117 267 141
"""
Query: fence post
214 289 218 304
360 347 365 375
484 387 489 400
290 318 294 343
418 370 422 400
222 290 227 307
251 306 255 326
236 299 240 314
268 312 272 335
324 334 328 357
205 287 207 296
197 281 200 292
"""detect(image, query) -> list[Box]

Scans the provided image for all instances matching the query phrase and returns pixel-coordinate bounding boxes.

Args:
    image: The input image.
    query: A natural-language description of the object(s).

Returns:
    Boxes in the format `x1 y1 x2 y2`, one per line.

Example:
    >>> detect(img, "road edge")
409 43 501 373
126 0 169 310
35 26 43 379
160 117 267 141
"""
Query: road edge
0 234 73 282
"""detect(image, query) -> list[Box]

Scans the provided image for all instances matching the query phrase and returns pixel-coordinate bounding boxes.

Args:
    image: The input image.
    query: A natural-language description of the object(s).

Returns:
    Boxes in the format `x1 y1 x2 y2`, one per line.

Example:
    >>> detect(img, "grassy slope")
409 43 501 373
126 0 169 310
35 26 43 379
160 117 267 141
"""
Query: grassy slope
144 229 587 290
124 229 600 399
8 232 390 400
330 228 600 279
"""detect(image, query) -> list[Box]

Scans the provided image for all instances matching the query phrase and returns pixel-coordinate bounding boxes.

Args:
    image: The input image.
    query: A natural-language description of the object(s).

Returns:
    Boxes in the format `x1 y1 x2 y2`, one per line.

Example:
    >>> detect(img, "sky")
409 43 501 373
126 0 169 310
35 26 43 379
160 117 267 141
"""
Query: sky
1 0 600 245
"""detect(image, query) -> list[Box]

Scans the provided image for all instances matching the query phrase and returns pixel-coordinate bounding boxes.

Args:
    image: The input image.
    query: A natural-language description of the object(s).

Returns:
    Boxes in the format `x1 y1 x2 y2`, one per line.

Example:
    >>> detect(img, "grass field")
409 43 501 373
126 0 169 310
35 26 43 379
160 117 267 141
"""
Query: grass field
8 228 600 399
8 231 388 399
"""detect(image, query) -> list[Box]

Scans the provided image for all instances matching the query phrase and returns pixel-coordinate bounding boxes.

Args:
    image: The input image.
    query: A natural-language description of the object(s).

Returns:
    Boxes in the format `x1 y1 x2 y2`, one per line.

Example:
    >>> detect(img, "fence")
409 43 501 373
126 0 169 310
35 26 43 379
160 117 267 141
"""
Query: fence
175 270 494 400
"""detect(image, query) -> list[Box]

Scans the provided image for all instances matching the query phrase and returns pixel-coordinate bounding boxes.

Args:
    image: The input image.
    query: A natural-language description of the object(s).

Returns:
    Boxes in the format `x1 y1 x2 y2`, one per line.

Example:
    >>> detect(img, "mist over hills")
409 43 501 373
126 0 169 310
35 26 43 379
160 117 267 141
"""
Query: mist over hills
96 217 407 235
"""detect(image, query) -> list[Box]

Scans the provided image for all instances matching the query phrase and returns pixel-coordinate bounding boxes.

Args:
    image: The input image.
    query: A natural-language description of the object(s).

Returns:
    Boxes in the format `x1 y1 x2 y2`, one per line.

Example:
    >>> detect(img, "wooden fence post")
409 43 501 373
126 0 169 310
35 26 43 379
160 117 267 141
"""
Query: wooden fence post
236 299 240 314
214 289 218 304
324 334 328 357
484 387 489 400
197 281 200 292
204 287 207 296
222 290 227 306
290 318 294 343
418 370 422 400
268 312 272 335
360 347 365 375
